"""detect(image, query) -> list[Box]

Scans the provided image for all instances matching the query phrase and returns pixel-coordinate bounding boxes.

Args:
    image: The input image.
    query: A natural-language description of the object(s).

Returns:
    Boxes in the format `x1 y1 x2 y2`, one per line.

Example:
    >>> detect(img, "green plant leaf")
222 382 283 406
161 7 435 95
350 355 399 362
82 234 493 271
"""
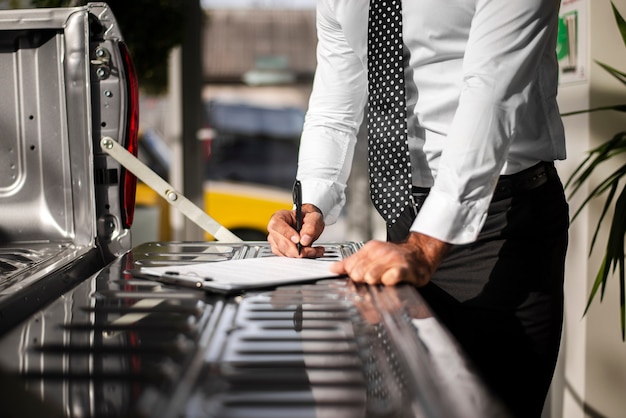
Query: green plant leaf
596 60 626 86
584 255 609 315
561 103 626 117
605 185 626 339
582 181 626 339
566 132 626 202
612 1 626 50
593 180 626 339
589 181 619 255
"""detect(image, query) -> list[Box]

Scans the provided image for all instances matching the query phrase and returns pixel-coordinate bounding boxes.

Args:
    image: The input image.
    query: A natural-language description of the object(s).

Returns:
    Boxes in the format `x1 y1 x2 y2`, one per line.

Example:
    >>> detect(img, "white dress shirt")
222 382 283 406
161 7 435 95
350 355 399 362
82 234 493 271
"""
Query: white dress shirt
298 0 566 244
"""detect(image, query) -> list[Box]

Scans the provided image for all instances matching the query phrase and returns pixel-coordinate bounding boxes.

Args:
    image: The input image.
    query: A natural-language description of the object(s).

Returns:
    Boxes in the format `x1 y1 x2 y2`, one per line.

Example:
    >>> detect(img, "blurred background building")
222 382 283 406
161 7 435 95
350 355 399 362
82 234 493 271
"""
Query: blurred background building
138 3 378 245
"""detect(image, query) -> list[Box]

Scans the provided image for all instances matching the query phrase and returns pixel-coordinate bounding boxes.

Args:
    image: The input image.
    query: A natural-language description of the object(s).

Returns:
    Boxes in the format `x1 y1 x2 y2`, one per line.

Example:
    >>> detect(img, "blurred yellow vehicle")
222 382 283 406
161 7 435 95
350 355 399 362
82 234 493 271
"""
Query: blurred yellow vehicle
135 181 292 242
204 181 292 241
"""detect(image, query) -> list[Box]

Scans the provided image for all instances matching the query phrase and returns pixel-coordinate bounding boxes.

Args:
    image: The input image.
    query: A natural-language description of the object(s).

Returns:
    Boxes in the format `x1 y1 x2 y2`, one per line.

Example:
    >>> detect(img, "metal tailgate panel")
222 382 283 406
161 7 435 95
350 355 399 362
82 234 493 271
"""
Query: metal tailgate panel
0 28 76 242
0 7 99 247
0 3 132 333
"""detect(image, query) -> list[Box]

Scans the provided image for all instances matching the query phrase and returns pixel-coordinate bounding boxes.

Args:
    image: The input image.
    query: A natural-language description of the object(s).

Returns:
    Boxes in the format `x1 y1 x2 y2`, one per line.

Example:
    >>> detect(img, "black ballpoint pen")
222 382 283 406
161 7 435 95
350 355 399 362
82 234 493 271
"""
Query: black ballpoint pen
293 180 303 255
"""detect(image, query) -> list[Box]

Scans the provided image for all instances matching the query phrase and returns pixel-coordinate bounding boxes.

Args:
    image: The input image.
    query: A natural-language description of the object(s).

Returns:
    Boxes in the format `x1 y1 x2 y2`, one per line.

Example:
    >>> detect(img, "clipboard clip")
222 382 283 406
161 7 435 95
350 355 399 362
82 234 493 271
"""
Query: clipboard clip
128 269 212 290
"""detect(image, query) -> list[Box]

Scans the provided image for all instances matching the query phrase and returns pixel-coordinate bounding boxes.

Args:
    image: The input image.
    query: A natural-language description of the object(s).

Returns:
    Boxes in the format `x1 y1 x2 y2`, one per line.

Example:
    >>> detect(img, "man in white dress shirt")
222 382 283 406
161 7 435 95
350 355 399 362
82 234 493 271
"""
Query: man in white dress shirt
268 1 568 416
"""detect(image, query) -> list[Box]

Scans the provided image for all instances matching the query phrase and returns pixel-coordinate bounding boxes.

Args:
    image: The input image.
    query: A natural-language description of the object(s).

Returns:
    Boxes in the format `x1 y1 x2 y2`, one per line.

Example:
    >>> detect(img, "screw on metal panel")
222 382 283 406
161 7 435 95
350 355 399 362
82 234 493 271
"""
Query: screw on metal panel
165 190 178 201
96 67 107 79
101 138 114 149
94 47 111 63
104 90 113 97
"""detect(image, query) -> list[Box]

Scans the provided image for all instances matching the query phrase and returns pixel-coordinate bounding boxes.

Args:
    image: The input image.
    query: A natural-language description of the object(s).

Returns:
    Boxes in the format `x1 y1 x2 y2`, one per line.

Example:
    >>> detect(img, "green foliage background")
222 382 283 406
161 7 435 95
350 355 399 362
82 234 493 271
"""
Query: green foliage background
565 1 626 339
31 0 186 94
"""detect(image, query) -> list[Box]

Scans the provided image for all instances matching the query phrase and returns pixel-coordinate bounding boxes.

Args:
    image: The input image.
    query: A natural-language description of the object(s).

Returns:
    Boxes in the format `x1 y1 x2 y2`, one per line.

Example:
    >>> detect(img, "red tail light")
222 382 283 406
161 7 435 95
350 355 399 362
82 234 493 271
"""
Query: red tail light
119 42 139 229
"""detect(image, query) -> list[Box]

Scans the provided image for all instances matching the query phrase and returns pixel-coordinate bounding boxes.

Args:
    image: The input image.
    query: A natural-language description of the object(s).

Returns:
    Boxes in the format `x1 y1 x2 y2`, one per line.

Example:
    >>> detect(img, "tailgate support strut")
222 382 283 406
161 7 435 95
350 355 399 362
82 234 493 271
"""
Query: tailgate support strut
101 137 242 242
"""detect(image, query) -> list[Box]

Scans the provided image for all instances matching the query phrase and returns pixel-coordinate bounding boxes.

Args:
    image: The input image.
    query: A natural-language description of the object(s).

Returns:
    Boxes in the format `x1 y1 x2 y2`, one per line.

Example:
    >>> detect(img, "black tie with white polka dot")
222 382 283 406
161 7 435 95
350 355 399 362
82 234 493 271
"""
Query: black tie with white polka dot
367 0 412 227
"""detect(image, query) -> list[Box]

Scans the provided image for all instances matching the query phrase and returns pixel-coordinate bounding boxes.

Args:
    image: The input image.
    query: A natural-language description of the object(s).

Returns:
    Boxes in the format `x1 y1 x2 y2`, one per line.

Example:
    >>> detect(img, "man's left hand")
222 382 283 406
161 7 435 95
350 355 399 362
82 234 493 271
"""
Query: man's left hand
330 232 451 287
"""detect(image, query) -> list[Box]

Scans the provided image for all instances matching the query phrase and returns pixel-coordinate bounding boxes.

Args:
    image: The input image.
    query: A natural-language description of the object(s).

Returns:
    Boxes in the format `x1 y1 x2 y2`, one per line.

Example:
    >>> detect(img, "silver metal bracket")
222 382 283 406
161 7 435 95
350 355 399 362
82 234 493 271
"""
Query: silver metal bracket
100 137 242 242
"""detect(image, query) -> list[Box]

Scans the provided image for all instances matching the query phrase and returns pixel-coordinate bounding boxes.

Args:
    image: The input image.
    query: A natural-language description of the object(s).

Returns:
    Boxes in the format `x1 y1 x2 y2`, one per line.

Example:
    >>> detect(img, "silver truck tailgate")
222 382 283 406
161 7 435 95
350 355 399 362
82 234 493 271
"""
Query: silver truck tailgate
0 241 508 418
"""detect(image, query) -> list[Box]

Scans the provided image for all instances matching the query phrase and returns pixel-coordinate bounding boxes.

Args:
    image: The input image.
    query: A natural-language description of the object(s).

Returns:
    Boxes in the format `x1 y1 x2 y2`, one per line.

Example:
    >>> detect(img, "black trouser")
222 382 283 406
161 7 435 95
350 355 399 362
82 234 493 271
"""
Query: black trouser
389 162 569 418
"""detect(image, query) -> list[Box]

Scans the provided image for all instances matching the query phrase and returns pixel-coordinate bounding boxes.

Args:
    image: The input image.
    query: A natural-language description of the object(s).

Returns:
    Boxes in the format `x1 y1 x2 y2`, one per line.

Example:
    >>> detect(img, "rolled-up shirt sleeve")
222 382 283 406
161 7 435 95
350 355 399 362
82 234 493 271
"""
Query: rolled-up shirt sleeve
411 0 563 244
297 0 368 225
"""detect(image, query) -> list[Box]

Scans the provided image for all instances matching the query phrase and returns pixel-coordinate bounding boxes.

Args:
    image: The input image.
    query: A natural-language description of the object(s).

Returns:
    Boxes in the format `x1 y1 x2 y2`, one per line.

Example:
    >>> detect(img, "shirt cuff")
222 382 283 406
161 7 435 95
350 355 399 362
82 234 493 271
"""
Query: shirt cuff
410 189 489 245
300 178 346 225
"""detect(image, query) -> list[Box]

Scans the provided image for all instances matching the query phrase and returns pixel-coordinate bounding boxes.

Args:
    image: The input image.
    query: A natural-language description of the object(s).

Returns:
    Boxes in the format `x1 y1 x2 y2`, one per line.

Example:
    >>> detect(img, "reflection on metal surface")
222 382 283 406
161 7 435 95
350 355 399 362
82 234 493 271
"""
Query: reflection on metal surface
0 242 508 417
0 247 68 284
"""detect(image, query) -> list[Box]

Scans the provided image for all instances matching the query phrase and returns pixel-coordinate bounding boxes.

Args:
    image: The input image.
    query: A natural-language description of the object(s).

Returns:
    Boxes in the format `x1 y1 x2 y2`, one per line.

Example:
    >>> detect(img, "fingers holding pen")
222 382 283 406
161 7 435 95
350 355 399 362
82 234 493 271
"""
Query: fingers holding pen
267 206 325 258
267 209 297 256
299 207 325 257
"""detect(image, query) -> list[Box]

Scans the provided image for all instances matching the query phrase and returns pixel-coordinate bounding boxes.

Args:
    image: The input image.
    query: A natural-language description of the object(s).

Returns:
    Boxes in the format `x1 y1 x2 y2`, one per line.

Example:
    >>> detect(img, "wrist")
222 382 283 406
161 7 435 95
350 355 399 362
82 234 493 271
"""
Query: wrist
405 231 451 265
302 203 322 216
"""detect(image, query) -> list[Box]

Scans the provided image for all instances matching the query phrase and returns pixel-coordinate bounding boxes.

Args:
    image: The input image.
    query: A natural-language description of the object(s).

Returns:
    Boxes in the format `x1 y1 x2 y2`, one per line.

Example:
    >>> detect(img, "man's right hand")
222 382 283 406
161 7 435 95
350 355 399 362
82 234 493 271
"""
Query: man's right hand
267 204 325 258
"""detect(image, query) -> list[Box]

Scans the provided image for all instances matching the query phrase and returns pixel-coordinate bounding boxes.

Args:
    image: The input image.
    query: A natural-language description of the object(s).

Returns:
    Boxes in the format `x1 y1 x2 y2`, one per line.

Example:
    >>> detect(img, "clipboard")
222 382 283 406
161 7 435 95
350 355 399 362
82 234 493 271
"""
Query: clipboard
129 257 348 294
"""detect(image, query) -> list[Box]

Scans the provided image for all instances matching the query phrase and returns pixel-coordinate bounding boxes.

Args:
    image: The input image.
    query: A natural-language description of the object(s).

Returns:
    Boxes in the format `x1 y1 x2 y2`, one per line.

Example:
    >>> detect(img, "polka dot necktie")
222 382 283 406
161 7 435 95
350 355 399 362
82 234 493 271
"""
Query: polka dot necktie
367 0 412 227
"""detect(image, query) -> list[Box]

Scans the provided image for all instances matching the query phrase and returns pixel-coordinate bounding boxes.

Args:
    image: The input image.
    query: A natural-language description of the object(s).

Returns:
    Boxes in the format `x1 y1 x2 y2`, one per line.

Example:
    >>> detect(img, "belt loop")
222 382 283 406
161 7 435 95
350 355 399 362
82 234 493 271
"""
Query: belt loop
411 187 430 214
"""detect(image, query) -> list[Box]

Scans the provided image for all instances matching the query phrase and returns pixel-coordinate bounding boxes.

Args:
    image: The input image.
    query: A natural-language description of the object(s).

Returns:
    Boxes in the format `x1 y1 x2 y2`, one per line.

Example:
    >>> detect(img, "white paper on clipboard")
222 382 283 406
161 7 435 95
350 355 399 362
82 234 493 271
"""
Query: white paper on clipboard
139 257 347 293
